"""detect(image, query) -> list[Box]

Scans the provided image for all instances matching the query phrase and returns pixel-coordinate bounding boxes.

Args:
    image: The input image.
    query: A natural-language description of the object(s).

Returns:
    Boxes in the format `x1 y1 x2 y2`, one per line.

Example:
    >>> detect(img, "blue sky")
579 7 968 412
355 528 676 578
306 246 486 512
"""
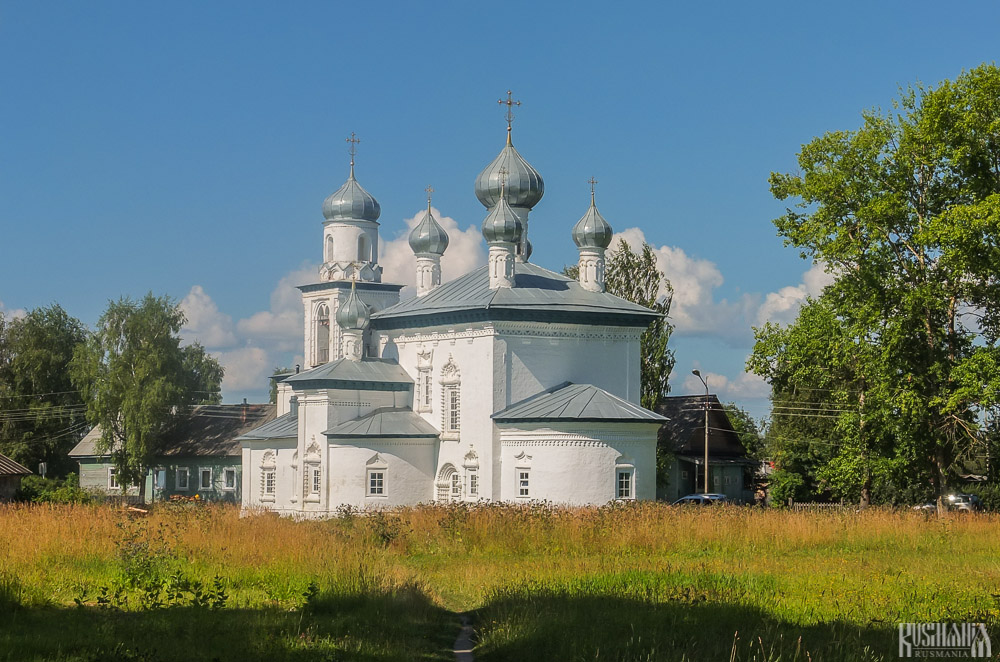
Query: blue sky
2 1 998 419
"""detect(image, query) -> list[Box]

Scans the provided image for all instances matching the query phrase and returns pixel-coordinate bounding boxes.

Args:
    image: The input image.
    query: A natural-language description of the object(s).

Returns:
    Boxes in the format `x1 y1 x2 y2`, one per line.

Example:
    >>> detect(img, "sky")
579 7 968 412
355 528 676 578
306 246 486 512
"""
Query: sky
1 1 998 421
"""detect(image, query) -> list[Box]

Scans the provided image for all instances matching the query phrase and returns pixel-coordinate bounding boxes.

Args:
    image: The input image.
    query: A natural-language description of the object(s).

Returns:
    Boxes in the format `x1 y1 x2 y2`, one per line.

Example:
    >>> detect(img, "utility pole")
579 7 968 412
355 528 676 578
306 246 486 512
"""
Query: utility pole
692 370 710 494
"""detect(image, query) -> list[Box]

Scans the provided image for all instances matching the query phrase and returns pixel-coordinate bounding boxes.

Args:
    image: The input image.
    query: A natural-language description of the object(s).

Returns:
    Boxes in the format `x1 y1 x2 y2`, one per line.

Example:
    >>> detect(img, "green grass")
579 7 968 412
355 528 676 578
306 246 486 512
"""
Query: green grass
1 502 998 661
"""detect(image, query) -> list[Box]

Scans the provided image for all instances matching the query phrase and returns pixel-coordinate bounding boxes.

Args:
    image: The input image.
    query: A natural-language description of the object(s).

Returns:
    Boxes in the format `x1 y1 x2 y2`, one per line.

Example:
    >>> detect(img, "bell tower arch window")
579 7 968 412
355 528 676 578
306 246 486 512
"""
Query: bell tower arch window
315 303 330 364
325 235 334 263
358 234 371 262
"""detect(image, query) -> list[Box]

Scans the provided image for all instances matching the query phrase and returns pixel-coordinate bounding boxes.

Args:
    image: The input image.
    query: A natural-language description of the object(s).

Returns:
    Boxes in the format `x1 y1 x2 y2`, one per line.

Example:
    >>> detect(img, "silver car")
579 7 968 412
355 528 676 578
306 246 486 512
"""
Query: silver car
672 493 728 506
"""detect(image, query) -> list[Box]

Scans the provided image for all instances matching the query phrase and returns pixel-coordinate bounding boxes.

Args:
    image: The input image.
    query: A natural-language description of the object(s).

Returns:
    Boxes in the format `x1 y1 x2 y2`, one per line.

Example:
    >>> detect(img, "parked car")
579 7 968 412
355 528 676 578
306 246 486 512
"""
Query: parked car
672 493 728 506
911 494 983 512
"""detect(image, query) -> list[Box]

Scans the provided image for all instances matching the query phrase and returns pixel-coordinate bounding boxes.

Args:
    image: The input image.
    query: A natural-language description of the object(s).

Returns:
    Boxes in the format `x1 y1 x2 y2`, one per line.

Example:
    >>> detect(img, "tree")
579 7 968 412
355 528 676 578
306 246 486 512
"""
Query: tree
0 305 88 476
565 239 675 409
70 294 223 502
722 402 765 461
765 64 1000 508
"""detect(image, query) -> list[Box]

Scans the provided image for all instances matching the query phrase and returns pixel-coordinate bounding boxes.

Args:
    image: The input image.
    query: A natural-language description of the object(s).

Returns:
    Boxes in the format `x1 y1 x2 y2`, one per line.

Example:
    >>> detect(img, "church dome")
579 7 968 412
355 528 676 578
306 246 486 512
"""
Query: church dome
474 134 544 210
322 167 381 223
408 201 450 256
481 189 523 244
572 194 613 249
336 282 370 331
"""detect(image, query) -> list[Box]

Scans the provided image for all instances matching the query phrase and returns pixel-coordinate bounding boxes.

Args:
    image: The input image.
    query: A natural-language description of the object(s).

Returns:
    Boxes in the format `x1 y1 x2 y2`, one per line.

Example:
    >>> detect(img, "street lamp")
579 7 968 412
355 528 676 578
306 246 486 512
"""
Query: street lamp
692 370 710 494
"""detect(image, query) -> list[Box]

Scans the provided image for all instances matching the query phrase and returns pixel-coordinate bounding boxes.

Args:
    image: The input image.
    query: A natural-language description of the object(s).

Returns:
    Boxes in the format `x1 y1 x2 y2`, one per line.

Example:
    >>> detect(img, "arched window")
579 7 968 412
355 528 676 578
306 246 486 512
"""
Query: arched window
437 464 459 502
315 303 330 364
325 235 334 262
358 234 370 262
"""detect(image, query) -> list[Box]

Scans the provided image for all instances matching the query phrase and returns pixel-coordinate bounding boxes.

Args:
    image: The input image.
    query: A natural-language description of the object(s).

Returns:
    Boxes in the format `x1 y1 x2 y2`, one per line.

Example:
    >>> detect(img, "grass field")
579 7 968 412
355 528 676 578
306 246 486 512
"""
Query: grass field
1 502 997 661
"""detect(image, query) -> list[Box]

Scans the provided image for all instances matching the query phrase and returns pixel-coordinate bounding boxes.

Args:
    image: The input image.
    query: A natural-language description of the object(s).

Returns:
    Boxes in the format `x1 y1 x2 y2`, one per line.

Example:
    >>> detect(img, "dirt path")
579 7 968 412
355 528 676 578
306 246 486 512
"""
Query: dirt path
453 613 475 661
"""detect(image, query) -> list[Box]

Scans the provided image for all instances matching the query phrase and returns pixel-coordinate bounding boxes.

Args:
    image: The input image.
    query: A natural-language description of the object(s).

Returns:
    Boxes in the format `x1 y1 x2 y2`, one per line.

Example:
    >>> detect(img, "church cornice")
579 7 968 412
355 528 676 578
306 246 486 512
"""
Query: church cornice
371 307 655 331
299 281 404 294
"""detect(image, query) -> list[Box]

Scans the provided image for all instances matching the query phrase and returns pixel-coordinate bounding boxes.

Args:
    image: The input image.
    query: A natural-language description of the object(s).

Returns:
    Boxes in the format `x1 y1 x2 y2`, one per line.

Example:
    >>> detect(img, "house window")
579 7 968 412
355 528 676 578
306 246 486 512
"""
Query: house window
199 468 213 490
517 470 530 498
681 470 689 480
263 470 275 496
176 467 189 491
108 468 119 490
368 470 385 496
445 387 460 433
617 470 634 499
311 467 321 495
468 470 478 497
223 468 237 491
154 468 166 490
450 472 461 499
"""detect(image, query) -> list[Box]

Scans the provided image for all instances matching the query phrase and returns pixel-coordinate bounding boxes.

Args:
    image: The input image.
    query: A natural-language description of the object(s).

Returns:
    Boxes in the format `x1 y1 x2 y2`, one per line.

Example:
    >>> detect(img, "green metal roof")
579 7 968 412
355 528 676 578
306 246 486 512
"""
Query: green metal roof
324 407 440 438
492 382 666 423
237 411 298 441
283 357 413 391
371 262 658 329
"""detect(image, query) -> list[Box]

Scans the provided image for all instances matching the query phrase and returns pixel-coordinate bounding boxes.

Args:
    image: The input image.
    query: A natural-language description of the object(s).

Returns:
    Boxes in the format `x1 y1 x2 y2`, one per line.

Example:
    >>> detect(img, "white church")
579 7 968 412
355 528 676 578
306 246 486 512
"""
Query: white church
238 111 665 515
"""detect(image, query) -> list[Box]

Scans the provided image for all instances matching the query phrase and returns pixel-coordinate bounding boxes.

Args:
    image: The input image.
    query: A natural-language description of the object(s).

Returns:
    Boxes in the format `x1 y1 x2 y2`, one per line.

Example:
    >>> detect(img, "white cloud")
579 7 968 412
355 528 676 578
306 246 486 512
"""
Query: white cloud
681 369 770 400
755 262 835 327
379 206 485 298
236 263 316 353
179 285 237 348
215 346 272 392
0 300 26 319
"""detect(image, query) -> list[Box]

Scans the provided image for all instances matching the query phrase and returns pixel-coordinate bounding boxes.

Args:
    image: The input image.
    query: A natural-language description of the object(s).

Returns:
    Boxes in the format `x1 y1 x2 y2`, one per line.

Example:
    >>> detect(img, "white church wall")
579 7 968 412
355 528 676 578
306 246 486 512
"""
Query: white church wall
241 438 297 513
323 220 380 265
326 440 436 509
497 422 658 504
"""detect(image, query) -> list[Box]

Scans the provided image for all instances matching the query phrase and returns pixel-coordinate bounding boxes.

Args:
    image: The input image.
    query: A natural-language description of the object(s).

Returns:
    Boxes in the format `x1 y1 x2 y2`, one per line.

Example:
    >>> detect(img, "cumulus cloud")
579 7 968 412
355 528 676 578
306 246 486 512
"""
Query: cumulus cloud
755 262 835 327
681 369 770 400
215 347 272 391
0 300 26 319
379 206 485 298
180 285 237 348
611 228 759 343
236 263 316 352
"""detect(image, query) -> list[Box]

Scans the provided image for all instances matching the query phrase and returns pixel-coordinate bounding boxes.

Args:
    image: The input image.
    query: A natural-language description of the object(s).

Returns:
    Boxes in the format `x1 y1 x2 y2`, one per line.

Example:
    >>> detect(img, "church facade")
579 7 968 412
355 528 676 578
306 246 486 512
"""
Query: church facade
238 116 665 515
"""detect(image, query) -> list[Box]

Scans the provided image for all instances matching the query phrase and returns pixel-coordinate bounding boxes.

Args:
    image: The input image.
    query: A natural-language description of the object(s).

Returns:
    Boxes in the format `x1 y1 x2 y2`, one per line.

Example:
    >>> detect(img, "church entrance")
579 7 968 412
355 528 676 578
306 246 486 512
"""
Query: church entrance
436 464 461 502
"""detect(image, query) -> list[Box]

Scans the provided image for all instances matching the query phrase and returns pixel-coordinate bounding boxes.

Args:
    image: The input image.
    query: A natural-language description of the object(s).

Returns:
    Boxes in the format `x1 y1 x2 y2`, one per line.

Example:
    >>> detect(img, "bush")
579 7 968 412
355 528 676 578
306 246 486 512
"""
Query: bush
963 483 1000 511
767 469 806 506
15 473 93 504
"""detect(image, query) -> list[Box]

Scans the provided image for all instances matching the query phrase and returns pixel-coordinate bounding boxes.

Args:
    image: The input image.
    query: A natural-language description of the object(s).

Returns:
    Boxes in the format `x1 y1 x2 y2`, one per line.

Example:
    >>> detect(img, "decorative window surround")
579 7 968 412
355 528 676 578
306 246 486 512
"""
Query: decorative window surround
366 454 387 498
416 349 433 413
515 451 531 499
440 355 461 440
261 450 276 502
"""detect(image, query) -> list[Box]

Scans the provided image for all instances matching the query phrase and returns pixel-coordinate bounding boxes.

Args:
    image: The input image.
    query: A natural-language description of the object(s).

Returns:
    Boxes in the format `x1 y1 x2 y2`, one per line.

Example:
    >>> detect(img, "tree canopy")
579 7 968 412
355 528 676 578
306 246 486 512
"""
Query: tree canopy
70 294 223 501
0 305 88 475
752 64 1000 507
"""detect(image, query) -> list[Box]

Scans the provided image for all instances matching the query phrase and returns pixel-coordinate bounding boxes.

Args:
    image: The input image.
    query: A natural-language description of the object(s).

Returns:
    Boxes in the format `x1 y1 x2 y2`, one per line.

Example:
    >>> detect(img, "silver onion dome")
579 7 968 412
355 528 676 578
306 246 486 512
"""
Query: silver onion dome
336 281 370 331
408 200 450 256
572 194 613 249
481 189 523 244
322 166 381 222
474 134 544 210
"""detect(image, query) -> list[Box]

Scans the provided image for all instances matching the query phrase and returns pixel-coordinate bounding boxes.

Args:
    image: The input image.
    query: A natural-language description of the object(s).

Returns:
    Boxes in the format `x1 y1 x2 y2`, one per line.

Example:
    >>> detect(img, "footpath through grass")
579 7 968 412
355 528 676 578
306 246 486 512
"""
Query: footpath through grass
1 502 997 661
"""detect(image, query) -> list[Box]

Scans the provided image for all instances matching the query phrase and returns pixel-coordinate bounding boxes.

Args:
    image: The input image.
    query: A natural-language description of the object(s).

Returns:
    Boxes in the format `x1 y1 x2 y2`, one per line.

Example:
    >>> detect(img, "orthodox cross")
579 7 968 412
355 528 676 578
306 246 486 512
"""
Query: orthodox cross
425 185 434 205
498 90 521 135
588 176 598 203
498 167 508 196
346 132 361 168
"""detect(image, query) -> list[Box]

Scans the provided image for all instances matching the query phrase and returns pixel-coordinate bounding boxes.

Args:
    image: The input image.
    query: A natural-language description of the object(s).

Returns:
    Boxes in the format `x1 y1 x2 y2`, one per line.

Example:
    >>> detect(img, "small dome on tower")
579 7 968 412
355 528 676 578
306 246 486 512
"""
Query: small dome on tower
572 187 613 249
482 190 523 244
336 282 370 331
323 168 381 222
408 194 450 256
474 136 544 210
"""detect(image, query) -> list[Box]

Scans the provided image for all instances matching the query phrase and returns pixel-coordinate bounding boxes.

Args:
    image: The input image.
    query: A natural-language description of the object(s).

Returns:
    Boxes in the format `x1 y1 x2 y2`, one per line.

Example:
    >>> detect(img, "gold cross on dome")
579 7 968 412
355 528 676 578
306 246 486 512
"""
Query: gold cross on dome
346 132 361 167
425 185 434 205
498 90 521 131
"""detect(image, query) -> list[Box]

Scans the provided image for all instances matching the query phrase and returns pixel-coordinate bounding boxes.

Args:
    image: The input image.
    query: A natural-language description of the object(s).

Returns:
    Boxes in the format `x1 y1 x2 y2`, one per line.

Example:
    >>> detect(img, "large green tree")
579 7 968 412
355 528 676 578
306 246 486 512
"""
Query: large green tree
566 239 675 409
0 305 88 475
70 294 223 502
763 64 1000 508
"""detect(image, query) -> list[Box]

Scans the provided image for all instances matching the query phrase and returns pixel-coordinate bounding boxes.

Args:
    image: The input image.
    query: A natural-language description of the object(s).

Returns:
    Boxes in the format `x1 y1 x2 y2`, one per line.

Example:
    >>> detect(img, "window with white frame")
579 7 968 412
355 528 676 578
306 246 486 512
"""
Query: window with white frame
223 468 237 491
423 374 432 408
517 470 530 498
176 467 189 490
199 468 213 490
450 472 462 499
617 469 634 499
108 467 120 490
261 450 276 501
439 356 461 438
264 470 275 496
468 470 479 497
368 470 385 496
311 466 322 495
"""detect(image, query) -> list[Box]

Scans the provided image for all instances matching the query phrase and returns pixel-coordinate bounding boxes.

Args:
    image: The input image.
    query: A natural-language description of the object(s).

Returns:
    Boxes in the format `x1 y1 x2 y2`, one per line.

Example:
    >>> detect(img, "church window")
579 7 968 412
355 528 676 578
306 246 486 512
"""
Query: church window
199 468 213 490
261 451 276 502
423 374 432 407
617 470 634 500
446 388 460 432
311 467 321 494
450 472 461 499
176 467 189 490
517 470 530 498
358 234 370 262
263 470 275 496
315 304 330 364
325 235 334 262
468 470 479 497
368 470 385 496
415 350 433 413
439 356 461 438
